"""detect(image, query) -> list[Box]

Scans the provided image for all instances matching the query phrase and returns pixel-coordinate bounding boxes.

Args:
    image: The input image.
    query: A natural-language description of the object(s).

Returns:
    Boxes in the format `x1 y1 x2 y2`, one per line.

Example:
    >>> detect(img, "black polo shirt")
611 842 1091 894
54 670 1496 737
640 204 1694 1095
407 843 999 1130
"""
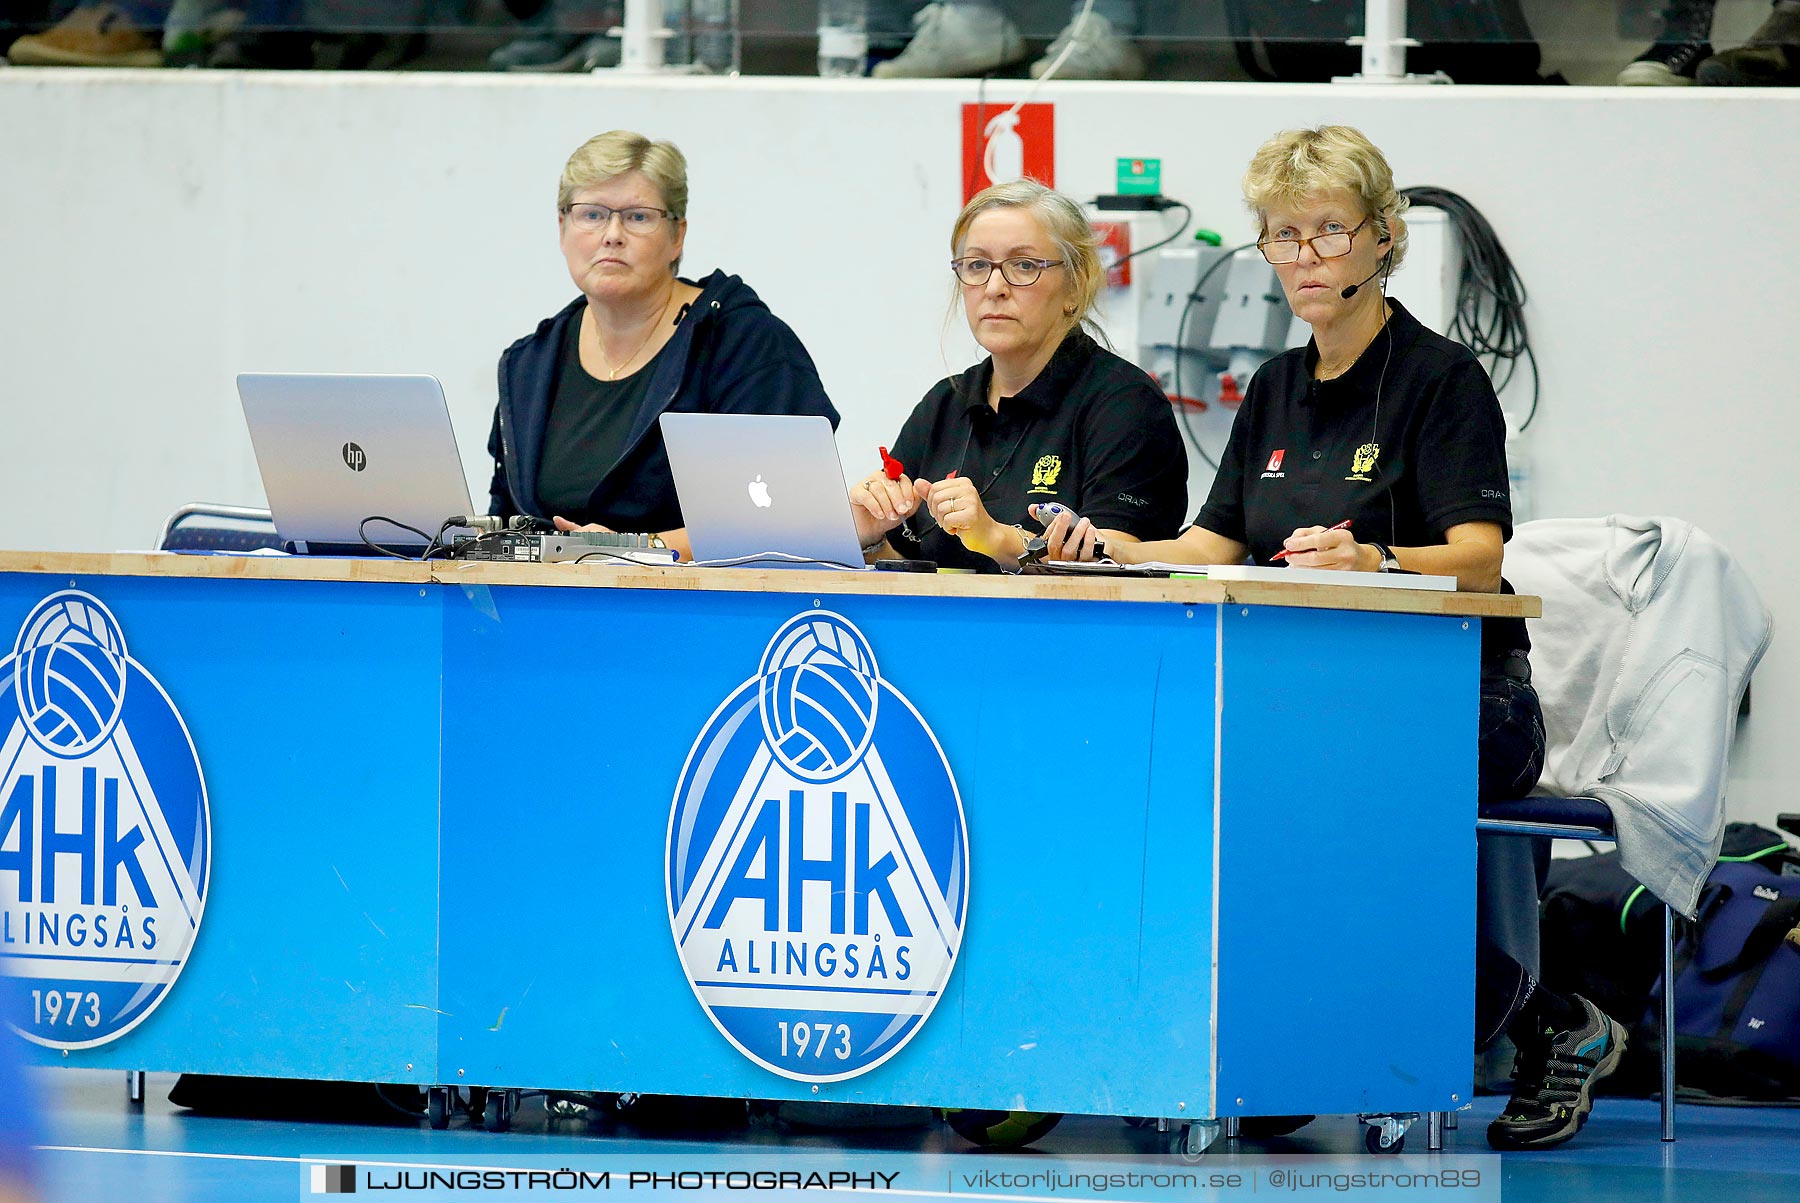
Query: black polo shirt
1195 298 1527 657
888 329 1188 572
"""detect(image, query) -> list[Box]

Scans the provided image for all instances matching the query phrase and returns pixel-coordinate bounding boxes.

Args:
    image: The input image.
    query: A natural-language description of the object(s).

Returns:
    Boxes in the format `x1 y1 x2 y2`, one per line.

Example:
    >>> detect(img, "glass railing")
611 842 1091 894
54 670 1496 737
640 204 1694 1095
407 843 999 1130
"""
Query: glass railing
2 1 1790 88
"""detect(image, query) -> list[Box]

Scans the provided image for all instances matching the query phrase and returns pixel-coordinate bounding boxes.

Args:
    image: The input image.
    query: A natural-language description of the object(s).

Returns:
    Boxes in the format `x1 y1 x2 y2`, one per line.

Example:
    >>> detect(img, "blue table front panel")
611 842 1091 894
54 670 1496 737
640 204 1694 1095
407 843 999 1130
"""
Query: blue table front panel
3 569 1485 1119
437 586 1218 1117
1213 604 1477 1116
0 574 441 1081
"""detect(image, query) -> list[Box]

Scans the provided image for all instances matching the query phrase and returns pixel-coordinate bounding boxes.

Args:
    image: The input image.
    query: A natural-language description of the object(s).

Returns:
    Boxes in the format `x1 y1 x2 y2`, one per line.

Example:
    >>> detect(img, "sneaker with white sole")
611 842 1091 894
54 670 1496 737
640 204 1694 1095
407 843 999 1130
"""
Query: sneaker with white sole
1487 995 1626 1151
1029 11 1144 80
1618 38 1713 84
871 3 1024 79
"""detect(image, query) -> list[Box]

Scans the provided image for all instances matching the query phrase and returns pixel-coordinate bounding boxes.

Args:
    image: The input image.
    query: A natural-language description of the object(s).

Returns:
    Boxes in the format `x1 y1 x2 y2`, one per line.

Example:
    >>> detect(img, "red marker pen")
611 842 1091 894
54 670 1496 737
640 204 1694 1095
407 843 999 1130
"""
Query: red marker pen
1270 518 1352 562
879 446 904 481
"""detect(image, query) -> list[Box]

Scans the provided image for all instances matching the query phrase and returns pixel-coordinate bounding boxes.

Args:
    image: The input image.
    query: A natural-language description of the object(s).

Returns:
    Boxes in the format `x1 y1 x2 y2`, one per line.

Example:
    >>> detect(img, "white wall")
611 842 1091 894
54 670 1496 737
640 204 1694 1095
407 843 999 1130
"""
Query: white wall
0 71 1793 833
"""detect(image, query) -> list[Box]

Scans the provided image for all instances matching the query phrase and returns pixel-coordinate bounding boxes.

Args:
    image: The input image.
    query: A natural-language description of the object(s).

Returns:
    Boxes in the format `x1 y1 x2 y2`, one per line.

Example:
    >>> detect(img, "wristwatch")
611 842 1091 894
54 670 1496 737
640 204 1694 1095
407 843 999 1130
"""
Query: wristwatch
1369 541 1401 572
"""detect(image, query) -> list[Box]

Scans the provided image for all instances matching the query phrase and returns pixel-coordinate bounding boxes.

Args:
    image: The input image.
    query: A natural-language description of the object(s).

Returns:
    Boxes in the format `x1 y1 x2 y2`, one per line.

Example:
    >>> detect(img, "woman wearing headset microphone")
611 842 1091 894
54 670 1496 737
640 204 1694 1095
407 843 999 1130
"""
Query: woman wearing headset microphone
1071 125 1626 1152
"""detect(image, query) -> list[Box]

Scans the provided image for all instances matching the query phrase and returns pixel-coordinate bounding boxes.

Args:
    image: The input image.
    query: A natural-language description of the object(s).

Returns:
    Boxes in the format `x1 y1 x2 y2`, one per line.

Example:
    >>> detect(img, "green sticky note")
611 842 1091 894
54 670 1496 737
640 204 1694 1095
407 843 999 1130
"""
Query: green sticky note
1116 157 1161 196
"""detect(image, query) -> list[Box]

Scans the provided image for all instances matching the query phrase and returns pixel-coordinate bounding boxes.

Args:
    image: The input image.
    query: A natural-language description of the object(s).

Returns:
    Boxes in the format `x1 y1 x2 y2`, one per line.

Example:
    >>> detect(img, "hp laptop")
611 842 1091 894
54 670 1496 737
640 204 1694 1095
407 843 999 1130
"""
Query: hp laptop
660 413 867 569
237 373 476 556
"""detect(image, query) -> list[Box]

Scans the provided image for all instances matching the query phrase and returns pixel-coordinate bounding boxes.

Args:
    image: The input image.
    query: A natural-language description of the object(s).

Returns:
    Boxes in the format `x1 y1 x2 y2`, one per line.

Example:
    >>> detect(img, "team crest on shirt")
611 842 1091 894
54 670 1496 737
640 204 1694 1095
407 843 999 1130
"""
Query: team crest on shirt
0 590 211 1049
666 611 968 1082
1347 442 1381 482
1027 455 1063 495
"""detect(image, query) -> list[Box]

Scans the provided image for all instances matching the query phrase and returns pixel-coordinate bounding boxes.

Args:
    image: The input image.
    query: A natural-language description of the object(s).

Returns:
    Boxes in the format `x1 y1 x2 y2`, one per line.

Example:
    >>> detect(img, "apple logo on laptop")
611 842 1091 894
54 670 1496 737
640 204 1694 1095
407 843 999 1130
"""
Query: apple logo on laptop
748 476 772 508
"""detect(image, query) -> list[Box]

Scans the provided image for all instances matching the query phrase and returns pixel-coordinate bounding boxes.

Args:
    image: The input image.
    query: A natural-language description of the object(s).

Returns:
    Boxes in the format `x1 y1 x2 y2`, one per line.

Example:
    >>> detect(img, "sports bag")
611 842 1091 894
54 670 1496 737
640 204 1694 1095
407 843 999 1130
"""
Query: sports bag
1643 860 1800 1100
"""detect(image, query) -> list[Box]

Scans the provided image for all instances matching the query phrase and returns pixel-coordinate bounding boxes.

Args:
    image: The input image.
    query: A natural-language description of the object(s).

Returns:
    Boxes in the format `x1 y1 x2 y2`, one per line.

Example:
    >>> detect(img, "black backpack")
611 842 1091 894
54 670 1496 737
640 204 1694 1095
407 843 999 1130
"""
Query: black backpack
1540 822 1800 1100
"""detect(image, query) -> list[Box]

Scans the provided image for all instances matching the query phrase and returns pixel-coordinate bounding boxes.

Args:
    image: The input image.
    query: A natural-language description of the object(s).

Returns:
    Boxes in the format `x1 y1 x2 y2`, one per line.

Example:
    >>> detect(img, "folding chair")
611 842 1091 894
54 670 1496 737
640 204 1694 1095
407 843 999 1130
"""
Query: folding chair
157 503 282 553
1488 514 1773 1145
1475 796 1677 1141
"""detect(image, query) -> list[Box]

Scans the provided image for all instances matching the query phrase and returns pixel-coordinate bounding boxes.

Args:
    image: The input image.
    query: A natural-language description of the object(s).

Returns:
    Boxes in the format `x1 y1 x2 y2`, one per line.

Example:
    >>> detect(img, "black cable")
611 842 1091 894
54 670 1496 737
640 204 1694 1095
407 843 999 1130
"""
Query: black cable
422 518 459 560
573 548 675 567
373 1084 426 1119
1170 241 1259 472
358 515 434 560
1112 202 1192 271
1400 186 1540 430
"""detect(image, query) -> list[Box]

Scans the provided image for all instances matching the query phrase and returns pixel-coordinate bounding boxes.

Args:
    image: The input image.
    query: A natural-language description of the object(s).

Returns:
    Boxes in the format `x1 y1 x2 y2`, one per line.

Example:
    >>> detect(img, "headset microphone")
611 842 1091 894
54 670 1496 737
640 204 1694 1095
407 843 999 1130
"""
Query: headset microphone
1340 244 1393 300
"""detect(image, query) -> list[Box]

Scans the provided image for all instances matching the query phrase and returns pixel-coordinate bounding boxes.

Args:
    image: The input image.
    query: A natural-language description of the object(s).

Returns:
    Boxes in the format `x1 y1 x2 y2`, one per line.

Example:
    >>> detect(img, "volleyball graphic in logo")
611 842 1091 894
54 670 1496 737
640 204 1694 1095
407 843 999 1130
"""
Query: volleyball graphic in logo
669 610 967 1083
14 593 129 757
757 615 880 782
2 589 211 1050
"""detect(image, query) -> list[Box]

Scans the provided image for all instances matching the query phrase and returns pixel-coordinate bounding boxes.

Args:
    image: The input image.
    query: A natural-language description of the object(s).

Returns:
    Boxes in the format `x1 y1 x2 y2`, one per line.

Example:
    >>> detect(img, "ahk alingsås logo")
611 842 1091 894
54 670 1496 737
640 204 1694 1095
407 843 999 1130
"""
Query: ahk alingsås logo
0 591 211 1048
666 612 967 1082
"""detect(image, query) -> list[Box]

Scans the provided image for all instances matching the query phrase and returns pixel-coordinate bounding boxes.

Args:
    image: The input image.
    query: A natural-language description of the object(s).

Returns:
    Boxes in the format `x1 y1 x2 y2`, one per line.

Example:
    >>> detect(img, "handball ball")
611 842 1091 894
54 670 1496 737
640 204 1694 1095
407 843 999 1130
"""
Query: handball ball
15 594 128 756
942 1109 1065 1149
758 616 879 781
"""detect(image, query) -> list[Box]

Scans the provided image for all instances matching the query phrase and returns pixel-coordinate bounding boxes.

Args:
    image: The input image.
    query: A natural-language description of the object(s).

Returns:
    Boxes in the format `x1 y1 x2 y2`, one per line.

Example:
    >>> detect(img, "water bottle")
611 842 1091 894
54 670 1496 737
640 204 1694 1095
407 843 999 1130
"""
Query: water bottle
817 0 869 77
690 0 740 75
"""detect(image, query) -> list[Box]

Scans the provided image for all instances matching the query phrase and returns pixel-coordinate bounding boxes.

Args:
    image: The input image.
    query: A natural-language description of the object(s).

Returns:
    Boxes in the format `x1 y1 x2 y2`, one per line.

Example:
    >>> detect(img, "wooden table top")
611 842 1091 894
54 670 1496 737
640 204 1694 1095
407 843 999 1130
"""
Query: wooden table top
0 550 1540 619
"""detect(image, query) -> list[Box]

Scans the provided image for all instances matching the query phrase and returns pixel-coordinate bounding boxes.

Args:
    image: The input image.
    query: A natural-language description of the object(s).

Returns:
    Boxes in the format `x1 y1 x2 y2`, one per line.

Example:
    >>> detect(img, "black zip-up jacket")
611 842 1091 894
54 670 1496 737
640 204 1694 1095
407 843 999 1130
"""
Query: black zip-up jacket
487 270 839 530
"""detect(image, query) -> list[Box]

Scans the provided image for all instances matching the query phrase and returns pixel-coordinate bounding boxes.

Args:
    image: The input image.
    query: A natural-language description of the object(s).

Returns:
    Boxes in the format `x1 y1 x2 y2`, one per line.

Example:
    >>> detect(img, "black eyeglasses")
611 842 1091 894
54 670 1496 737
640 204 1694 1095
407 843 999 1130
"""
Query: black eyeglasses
562 203 676 234
1258 217 1371 265
950 257 1065 287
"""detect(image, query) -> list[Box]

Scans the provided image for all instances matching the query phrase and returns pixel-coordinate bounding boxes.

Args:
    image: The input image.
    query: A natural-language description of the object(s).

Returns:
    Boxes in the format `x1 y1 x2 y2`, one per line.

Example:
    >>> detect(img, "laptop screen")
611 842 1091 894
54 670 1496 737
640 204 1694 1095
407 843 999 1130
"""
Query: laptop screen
237 373 476 555
660 414 866 570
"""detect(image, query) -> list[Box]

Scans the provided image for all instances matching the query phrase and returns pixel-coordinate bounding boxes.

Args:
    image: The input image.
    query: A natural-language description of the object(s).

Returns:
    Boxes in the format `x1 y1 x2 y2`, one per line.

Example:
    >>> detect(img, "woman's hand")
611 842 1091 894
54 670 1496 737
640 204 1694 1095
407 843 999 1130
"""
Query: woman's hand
553 516 615 534
918 474 1015 560
849 471 921 548
1279 524 1372 571
1036 505 1101 562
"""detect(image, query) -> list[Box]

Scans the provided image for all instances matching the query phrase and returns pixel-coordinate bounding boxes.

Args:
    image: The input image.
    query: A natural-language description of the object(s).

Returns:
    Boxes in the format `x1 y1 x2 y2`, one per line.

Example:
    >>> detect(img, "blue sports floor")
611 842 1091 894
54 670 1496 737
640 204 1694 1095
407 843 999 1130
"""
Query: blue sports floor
28 1070 1800 1203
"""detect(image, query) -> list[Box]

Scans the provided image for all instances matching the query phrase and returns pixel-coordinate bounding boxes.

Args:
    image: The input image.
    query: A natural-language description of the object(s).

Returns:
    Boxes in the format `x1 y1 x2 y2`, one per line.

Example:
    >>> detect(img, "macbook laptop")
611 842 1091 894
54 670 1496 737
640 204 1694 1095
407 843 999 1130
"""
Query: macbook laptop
237 373 476 556
660 413 867 569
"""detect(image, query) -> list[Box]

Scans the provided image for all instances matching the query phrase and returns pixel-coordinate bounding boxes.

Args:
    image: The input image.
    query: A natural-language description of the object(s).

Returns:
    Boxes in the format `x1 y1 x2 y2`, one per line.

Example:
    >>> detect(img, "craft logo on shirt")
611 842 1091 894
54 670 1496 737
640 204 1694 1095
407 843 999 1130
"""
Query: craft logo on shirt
1347 442 1381 482
666 611 968 1082
1027 455 1063 495
0 591 211 1049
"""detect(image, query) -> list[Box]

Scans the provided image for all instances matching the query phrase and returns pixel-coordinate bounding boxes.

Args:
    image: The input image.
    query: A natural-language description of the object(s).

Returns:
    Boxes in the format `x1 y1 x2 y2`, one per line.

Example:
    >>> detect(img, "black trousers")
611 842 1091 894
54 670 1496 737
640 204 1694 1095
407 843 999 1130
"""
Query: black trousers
1472 666 1549 1051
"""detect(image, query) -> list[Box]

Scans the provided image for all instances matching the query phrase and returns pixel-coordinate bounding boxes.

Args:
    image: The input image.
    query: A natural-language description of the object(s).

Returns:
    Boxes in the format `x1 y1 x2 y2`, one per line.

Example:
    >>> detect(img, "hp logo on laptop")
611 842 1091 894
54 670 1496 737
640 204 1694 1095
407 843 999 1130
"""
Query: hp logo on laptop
341 442 367 472
667 611 968 1082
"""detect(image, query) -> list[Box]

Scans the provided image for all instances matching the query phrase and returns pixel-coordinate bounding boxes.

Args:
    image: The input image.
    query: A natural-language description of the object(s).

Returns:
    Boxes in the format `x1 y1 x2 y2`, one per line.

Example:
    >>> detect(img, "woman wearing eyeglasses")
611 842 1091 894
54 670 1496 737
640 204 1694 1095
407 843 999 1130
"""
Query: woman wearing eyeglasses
850 178 1186 570
1082 125 1625 1152
488 130 838 560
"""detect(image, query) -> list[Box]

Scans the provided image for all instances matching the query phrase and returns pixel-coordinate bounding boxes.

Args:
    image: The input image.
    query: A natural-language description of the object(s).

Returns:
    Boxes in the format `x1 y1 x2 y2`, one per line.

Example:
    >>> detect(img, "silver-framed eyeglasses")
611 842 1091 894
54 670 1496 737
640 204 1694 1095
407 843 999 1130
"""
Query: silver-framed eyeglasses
562 203 675 234
1257 217 1371 265
950 256 1065 287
